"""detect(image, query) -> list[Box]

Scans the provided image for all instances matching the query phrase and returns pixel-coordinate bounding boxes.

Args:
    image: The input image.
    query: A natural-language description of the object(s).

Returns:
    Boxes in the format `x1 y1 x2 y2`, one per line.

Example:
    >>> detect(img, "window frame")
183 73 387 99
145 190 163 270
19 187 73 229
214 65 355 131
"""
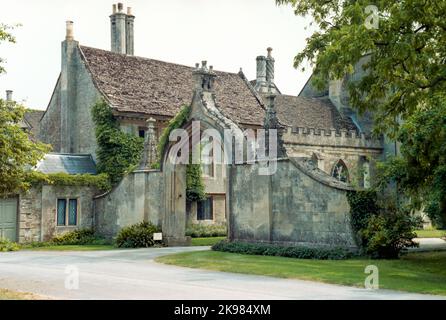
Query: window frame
197 196 214 221
56 198 79 227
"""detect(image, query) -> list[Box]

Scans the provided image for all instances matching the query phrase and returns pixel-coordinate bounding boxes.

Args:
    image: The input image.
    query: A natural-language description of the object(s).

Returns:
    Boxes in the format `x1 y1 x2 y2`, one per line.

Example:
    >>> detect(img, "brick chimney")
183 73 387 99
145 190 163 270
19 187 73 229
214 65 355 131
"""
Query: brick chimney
110 3 135 55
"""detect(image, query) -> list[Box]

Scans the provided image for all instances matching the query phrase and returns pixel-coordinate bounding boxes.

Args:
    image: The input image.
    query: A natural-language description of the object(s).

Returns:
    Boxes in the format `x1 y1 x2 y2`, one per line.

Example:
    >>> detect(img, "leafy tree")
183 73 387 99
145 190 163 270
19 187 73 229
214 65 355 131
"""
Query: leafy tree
277 0 446 226
0 24 50 195
0 99 50 195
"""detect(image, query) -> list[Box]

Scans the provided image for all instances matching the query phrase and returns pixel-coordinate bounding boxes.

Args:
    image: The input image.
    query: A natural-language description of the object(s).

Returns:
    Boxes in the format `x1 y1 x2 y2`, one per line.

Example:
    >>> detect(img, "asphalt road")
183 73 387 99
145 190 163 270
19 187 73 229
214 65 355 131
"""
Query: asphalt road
0 247 443 300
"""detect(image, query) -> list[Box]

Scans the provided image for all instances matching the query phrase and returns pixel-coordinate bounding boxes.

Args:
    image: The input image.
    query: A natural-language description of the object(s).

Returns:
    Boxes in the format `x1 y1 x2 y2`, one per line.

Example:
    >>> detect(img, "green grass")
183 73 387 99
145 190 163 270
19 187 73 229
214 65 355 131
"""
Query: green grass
24 244 116 251
156 250 446 296
416 229 446 238
191 237 226 246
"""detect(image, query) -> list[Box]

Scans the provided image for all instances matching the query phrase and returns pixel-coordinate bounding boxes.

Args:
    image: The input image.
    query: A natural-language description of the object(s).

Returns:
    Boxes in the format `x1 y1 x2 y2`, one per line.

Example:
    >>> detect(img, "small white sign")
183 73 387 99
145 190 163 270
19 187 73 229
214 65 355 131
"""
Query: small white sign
153 233 163 241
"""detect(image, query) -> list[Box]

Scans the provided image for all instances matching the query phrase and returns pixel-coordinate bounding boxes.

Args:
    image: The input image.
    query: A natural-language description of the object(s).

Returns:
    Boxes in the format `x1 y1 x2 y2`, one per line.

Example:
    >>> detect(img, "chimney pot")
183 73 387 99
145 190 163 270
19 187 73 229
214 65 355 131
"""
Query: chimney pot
6 90 13 101
65 21 74 41
127 7 133 15
118 3 124 12
112 4 117 14
267 47 273 57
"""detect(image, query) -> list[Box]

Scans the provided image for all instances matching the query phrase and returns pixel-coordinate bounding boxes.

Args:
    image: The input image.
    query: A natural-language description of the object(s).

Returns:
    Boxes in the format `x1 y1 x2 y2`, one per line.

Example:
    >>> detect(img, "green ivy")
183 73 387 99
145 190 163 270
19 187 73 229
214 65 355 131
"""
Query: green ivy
92 100 144 184
26 171 111 191
186 161 207 202
154 105 191 168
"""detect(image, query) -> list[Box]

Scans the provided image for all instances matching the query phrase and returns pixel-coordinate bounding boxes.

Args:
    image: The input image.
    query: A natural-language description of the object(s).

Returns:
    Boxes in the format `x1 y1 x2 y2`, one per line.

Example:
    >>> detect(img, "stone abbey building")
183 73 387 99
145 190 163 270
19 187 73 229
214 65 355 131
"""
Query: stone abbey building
1 3 386 248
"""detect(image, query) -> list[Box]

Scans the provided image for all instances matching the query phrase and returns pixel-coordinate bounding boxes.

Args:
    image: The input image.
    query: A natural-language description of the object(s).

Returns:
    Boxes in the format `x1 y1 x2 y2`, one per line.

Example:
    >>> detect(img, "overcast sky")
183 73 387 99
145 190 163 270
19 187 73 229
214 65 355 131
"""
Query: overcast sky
0 0 314 110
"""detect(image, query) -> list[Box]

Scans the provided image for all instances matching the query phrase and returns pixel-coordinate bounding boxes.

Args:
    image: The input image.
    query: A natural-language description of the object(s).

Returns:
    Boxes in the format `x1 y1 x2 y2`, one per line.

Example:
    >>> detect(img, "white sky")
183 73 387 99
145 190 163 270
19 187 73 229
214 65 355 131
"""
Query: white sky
0 0 314 110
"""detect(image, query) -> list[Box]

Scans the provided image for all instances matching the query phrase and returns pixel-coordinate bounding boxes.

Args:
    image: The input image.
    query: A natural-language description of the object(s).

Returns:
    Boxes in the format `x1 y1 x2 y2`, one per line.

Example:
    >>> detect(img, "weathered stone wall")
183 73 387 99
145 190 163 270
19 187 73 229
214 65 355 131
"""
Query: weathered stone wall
40 185 98 241
229 158 357 249
18 185 98 243
39 77 62 151
18 188 42 243
94 170 164 237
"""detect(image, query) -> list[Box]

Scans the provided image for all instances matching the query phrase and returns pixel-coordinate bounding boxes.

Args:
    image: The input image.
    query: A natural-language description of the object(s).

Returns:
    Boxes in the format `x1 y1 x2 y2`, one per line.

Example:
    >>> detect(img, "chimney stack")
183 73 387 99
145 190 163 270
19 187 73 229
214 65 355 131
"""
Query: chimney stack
110 3 135 55
5 90 13 101
66 21 74 41
266 47 275 83
193 61 217 92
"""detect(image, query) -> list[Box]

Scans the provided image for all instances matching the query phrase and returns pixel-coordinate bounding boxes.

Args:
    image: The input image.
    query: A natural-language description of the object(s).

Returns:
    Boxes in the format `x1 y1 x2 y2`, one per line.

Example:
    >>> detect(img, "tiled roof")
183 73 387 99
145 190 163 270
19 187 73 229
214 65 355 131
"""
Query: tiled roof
80 46 266 126
273 95 358 131
35 153 97 175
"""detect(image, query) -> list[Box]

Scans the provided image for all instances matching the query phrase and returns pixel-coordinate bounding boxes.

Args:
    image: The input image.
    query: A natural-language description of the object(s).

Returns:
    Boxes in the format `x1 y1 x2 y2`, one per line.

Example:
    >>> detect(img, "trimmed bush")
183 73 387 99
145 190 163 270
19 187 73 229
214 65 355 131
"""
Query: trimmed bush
186 224 227 238
212 241 356 260
0 238 20 252
116 221 161 248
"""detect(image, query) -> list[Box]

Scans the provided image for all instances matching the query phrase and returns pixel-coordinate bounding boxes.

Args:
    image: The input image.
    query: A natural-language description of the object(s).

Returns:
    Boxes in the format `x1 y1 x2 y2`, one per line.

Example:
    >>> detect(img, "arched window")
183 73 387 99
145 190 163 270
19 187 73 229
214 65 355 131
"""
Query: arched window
332 160 349 183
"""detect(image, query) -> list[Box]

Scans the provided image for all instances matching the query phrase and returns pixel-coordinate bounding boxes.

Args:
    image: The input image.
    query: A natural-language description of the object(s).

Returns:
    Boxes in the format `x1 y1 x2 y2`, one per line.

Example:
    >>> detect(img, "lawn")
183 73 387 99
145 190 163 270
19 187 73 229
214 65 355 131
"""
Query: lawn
24 244 116 251
191 237 226 246
416 229 446 239
156 250 446 296
0 288 46 300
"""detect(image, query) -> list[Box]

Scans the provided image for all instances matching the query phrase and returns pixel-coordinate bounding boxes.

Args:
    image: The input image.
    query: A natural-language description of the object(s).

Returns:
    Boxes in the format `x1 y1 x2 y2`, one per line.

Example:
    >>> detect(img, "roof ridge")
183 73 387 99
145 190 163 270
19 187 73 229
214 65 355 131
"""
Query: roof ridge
79 45 240 76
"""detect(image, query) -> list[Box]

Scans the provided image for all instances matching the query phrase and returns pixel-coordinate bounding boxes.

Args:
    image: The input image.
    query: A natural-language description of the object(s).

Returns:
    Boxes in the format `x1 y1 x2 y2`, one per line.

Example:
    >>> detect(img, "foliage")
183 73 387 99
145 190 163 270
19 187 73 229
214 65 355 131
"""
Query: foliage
186 224 227 238
375 97 446 228
347 190 421 258
92 100 144 184
212 241 356 260
0 23 16 74
186 162 207 202
0 237 20 252
361 210 421 259
191 237 226 246
26 171 111 191
115 221 161 248
0 99 51 196
347 190 379 247
277 0 446 226
50 229 102 245
155 105 191 167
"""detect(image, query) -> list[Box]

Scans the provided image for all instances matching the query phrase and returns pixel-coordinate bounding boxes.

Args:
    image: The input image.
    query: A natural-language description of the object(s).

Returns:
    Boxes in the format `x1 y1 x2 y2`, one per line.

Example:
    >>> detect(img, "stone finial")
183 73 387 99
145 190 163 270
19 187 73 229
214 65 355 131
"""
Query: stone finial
193 60 217 92
140 117 158 169
66 21 74 41
264 91 286 157
267 47 273 57
5 90 13 101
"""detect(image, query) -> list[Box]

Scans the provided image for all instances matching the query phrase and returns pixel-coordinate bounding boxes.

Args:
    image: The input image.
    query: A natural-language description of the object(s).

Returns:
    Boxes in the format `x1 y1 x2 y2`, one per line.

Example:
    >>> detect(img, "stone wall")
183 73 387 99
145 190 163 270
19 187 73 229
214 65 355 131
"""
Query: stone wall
18 185 98 243
39 77 62 151
94 170 164 237
228 158 357 249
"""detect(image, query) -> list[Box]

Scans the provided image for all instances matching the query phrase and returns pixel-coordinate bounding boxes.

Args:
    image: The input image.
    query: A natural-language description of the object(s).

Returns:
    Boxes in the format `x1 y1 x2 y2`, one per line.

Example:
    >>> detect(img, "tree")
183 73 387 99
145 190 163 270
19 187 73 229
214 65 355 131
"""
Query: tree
277 0 446 226
0 23 50 195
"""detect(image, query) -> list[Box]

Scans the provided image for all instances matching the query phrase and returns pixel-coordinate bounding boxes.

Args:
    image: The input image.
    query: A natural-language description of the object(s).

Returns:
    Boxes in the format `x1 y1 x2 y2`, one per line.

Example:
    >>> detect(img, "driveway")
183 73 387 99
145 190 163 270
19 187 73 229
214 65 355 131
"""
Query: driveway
0 247 443 300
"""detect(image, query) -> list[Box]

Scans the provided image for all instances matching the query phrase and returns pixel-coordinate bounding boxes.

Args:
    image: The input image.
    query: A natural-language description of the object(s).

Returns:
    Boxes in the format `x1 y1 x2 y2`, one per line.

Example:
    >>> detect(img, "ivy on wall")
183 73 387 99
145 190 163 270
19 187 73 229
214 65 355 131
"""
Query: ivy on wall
92 100 144 184
26 171 111 191
154 104 206 202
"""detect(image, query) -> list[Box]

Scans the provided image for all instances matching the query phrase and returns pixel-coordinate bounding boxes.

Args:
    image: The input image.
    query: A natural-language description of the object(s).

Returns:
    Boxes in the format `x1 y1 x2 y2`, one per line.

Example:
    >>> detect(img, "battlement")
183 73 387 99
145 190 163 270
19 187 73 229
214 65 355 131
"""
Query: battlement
282 127 383 150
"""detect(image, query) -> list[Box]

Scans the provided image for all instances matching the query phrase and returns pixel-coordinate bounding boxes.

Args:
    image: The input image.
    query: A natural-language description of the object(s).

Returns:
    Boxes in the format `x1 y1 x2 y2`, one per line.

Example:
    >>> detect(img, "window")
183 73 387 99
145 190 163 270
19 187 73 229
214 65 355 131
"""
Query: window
57 199 78 226
138 129 145 138
332 160 349 183
197 197 213 220
201 142 214 177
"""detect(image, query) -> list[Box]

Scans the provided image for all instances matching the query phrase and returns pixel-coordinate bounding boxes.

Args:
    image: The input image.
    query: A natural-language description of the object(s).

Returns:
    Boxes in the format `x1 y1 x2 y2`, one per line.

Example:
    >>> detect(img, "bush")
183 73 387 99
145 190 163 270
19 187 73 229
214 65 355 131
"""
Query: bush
0 238 20 252
116 221 161 248
212 241 356 260
50 229 98 245
361 210 421 259
186 224 227 238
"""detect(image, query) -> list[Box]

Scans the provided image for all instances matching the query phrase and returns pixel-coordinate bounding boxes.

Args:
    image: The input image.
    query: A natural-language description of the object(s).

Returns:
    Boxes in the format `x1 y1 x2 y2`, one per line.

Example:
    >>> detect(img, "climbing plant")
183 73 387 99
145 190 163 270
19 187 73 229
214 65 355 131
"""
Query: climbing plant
26 171 111 191
91 100 144 184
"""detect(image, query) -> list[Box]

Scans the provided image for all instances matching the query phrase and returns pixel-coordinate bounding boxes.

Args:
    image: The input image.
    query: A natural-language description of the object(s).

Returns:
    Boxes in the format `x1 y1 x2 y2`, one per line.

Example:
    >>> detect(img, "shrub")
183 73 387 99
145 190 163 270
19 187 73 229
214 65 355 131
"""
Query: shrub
212 241 356 260
361 210 421 259
50 229 98 245
116 221 161 248
186 224 227 238
0 238 20 252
